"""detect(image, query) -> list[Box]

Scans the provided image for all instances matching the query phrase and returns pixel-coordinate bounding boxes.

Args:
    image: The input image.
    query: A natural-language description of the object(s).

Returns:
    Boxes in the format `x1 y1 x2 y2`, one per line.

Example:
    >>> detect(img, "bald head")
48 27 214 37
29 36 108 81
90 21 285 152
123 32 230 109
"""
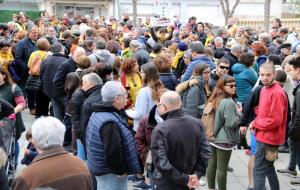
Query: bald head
160 91 181 111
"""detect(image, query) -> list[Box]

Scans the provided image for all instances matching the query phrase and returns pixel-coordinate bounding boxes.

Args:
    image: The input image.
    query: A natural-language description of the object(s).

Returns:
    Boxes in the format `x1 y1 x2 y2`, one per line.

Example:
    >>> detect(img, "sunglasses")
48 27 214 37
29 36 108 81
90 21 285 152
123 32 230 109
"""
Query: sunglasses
219 66 230 70
225 84 236 88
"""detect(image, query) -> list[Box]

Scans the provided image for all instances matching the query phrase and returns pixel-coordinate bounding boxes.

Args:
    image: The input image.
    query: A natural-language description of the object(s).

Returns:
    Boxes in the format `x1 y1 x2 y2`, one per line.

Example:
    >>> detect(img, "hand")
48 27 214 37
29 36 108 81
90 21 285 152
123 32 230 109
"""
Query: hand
25 149 30 155
236 104 242 113
240 126 247 135
248 122 255 133
187 175 199 189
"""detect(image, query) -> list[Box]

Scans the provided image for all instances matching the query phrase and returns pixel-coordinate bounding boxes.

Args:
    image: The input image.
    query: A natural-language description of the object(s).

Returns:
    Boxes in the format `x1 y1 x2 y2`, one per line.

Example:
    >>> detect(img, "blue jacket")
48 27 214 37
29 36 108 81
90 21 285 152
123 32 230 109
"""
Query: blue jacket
86 110 140 175
232 63 258 103
181 55 215 82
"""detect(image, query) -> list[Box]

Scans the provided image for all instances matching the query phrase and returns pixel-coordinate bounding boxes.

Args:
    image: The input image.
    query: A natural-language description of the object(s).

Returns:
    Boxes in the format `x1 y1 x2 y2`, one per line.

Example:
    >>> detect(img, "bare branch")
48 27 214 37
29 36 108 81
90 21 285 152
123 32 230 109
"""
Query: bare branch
224 0 230 15
230 0 241 16
219 0 227 16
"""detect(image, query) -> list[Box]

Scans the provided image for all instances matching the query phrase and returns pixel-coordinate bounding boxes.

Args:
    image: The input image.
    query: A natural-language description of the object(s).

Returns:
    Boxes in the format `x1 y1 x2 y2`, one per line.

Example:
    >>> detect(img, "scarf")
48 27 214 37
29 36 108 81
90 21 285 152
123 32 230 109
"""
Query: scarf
171 51 185 69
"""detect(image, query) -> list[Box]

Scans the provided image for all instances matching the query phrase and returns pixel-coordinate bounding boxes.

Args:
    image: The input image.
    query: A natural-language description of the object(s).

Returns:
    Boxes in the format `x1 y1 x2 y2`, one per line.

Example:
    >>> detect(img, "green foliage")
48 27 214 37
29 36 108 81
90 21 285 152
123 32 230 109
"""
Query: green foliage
0 10 41 23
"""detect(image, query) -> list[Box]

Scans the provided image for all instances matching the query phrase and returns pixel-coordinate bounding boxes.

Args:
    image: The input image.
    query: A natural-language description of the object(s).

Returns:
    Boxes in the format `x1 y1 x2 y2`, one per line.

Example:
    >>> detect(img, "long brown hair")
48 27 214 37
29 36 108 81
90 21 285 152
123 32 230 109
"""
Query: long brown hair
0 66 13 85
141 63 164 102
208 75 235 109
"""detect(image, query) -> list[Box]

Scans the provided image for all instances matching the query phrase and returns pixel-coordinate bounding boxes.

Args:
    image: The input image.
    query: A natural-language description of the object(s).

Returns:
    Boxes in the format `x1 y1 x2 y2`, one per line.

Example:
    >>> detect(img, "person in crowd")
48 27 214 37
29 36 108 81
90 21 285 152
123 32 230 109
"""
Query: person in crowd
14 25 38 102
153 55 178 91
120 58 142 109
196 22 207 45
259 33 277 56
121 38 133 58
150 26 173 44
12 116 92 190
181 41 215 82
278 56 300 185
53 46 85 121
212 36 226 59
125 63 164 132
64 55 91 148
86 81 140 190
0 65 26 167
222 44 243 75
150 43 163 59
88 39 115 66
249 63 288 190
172 41 188 79
26 38 50 117
151 91 211 190
73 72 103 160
15 15 26 32
278 43 292 63
278 27 298 47
232 53 258 104
40 43 68 115
206 75 242 190
176 63 211 118
209 58 230 90
21 129 38 166
251 41 267 74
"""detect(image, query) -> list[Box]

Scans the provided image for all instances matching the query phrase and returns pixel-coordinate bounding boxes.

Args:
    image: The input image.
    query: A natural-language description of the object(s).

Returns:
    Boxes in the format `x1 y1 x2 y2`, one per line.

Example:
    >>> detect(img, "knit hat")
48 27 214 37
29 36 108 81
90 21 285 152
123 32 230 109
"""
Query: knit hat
177 42 188 51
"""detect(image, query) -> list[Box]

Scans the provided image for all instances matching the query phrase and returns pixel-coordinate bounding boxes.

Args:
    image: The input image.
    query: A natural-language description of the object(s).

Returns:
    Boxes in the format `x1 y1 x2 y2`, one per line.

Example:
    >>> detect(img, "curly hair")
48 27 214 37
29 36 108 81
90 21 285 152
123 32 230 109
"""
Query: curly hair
251 41 267 56
153 55 171 73
121 58 138 74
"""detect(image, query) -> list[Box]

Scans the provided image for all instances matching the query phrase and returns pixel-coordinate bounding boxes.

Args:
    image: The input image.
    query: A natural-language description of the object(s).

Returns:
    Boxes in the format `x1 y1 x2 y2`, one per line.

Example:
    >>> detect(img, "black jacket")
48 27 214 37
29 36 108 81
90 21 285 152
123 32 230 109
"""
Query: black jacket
289 84 300 146
151 109 211 190
40 53 68 98
222 52 238 76
53 57 78 97
14 37 36 80
71 89 85 134
0 98 14 120
78 85 102 142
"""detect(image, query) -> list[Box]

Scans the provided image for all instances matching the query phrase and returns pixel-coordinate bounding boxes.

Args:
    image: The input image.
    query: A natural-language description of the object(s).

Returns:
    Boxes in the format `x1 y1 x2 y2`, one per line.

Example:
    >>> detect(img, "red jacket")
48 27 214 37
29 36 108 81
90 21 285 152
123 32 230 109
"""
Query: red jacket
253 83 288 145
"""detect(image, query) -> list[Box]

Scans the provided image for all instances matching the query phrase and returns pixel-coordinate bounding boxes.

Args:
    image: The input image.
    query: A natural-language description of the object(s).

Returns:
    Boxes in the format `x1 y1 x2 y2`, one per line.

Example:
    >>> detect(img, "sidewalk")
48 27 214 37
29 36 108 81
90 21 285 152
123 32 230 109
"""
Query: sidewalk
18 109 299 190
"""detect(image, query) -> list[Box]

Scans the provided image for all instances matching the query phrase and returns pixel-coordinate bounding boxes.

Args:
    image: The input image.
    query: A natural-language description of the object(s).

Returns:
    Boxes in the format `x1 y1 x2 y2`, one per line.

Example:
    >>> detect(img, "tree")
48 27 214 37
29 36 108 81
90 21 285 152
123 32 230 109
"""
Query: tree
264 0 272 31
132 0 137 26
219 0 241 25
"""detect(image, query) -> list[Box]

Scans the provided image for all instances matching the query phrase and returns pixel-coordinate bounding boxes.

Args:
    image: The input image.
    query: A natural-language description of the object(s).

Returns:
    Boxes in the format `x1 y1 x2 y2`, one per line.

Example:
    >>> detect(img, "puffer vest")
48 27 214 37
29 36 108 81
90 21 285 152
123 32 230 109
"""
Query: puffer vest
86 111 140 175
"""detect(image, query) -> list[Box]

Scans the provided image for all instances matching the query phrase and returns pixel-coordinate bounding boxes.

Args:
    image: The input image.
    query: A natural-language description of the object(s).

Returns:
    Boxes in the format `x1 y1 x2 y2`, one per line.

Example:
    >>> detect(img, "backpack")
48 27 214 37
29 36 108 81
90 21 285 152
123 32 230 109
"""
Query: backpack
201 101 215 141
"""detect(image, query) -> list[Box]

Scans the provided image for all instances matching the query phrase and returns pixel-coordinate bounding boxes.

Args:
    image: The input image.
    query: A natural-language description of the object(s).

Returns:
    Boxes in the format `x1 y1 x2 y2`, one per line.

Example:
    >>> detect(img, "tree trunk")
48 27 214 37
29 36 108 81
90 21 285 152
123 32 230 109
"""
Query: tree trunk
264 0 271 31
132 0 137 26
116 0 121 20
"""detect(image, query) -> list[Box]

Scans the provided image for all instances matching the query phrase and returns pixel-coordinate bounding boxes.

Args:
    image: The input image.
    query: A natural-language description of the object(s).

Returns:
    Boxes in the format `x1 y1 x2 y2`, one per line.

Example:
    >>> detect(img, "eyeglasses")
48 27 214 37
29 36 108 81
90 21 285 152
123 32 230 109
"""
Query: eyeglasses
219 66 230 70
225 84 236 88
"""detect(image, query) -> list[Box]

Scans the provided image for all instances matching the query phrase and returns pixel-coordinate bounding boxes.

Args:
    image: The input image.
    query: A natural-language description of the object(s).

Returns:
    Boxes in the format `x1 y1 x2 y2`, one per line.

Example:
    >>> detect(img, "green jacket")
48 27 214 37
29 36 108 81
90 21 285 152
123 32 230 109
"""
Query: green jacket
213 98 242 144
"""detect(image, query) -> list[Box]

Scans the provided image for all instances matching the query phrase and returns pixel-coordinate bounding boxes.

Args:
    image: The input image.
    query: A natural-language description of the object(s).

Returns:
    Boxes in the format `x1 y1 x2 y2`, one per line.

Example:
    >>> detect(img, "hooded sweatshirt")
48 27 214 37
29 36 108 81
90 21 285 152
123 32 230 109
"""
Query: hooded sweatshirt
89 50 115 66
232 63 258 103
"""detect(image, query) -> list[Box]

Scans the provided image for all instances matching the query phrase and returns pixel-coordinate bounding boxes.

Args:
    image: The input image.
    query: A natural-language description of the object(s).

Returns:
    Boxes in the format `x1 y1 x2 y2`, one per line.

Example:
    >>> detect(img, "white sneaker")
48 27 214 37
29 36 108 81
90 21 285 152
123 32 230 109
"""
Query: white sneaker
199 178 206 186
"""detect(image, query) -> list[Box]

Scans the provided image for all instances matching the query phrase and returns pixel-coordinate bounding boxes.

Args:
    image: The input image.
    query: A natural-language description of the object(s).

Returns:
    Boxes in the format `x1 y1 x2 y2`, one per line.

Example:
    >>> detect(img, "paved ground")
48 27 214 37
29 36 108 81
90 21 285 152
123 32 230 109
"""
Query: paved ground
17 109 300 190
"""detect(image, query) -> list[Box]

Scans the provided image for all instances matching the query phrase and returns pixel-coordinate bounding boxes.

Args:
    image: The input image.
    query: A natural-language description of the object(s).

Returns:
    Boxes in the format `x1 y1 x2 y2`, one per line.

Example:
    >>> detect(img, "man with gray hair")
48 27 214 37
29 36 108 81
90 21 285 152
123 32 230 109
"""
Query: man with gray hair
151 91 211 189
259 32 277 55
181 41 215 82
222 43 243 75
86 81 140 189
74 73 103 160
89 39 115 66
12 117 91 190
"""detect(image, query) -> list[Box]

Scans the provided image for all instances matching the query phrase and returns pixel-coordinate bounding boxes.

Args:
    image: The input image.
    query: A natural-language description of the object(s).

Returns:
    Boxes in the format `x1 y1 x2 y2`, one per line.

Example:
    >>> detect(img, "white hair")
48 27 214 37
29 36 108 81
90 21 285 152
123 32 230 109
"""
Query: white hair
101 81 125 102
230 44 244 53
82 73 103 86
31 117 66 150
259 32 272 44
214 36 223 44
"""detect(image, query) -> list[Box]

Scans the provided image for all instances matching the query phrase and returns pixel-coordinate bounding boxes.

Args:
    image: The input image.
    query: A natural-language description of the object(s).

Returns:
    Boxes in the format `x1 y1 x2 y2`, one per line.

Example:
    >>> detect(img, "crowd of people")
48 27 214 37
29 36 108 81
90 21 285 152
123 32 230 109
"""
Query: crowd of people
0 11 299 190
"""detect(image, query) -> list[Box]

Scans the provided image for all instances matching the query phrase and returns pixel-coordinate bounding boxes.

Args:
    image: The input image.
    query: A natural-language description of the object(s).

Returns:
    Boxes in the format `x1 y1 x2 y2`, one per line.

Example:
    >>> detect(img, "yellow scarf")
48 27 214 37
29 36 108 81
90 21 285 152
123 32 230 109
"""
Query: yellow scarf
172 51 185 69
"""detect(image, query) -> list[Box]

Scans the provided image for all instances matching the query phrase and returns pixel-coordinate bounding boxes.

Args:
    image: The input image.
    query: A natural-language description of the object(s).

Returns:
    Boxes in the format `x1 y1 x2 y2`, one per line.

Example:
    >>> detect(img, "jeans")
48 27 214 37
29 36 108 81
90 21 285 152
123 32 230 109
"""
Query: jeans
14 141 19 169
253 141 279 190
51 96 66 121
148 171 155 190
288 138 297 171
0 166 9 190
95 173 128 190
206 146 232 190
76 139 86 161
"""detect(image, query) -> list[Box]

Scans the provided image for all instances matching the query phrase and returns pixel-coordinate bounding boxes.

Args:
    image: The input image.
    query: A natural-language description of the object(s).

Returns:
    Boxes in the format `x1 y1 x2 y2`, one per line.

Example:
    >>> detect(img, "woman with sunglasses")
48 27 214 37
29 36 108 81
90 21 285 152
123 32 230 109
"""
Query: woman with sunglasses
120 58 142 109
206 75 242 190
232 53 258 104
